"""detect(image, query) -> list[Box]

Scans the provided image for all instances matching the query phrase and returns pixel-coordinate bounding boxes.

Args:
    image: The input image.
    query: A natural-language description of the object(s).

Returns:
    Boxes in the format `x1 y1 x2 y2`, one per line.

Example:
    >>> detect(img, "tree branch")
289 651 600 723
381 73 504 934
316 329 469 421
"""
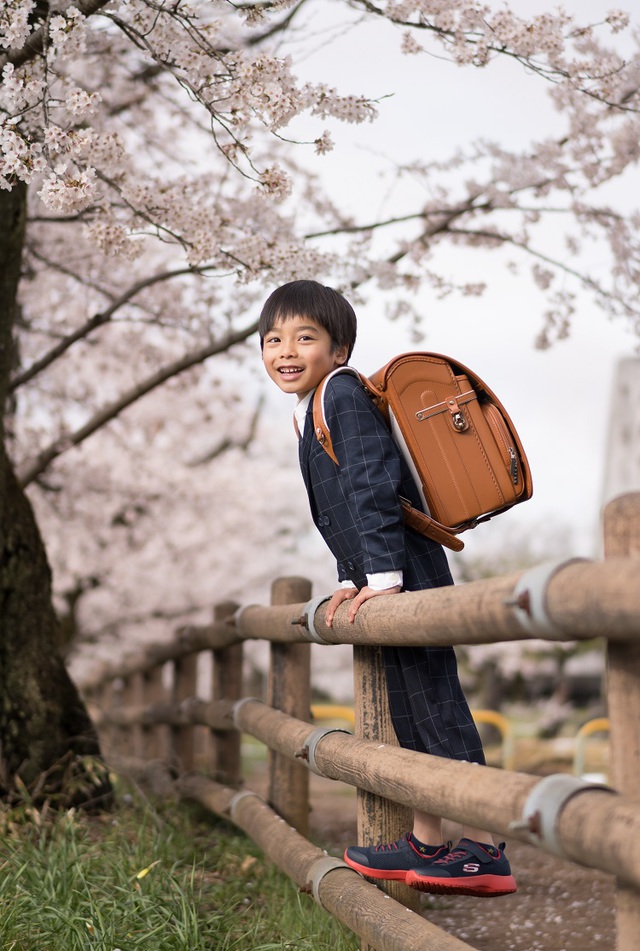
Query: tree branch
185 394 264 467
1 0 309 75
349 0 639 113
10 264 218 392
0 0 112 72
18 318 259 487
446 225 640 317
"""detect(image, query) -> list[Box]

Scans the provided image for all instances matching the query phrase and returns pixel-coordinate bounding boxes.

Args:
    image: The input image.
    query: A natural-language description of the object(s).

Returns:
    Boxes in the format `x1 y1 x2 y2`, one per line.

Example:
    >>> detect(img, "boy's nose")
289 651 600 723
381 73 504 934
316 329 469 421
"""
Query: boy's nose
280 340 297 358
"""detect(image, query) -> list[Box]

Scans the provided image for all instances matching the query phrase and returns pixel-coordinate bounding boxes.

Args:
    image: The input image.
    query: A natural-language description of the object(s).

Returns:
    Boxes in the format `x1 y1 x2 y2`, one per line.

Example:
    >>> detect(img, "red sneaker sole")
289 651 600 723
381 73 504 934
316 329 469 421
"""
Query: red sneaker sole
343 854 411 882
406 872 517 897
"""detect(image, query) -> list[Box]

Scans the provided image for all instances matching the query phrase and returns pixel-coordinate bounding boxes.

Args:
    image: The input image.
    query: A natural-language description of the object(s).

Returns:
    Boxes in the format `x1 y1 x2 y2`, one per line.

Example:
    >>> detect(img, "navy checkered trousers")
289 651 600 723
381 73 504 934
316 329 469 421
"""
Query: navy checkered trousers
298 373 485 765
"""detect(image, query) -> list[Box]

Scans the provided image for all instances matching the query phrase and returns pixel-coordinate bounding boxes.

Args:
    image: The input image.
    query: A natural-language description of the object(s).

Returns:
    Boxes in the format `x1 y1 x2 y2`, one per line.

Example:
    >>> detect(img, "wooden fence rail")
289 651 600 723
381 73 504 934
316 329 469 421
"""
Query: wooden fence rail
78 493 640 951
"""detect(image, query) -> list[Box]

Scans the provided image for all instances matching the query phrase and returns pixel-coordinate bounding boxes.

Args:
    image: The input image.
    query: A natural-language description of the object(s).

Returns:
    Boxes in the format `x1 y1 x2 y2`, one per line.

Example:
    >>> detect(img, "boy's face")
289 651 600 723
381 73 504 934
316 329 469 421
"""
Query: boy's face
262 314 348 398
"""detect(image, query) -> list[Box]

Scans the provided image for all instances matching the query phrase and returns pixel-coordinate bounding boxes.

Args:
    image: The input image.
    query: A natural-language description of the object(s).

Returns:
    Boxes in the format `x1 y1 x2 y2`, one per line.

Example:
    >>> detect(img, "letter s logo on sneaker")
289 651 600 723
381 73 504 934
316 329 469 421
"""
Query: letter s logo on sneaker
463 862 481 873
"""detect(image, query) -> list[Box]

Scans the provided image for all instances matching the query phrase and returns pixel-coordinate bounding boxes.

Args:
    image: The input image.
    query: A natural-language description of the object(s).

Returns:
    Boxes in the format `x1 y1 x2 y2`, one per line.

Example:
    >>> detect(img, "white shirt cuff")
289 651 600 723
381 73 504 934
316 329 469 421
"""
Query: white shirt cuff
366 570 403 591
339 579 356 589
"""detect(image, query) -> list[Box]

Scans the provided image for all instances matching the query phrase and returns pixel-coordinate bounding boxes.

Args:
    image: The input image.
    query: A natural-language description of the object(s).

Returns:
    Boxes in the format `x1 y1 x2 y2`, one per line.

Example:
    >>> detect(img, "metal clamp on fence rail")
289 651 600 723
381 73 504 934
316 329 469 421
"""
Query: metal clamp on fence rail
290 595 333 645
228 789 263 824
232 696 264 730
509 773 614 857
232 604 258 636
306 855 351 908
505 558 591 639
300 726 353 777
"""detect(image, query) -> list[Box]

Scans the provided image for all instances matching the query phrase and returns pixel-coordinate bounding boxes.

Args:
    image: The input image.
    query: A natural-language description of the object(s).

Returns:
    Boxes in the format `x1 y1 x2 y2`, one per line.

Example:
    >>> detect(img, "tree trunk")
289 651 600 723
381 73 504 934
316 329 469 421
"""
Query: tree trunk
0 184 112 807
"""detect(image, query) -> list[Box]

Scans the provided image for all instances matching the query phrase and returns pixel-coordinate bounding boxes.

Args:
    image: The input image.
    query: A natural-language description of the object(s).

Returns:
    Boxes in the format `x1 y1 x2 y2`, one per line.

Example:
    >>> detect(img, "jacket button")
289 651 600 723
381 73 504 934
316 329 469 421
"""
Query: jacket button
322 515 331 526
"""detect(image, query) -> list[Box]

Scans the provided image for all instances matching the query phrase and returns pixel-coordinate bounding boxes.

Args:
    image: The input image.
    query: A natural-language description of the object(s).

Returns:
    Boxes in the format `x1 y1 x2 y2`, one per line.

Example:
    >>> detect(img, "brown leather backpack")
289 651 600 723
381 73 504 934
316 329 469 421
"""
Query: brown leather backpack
312 352 533 552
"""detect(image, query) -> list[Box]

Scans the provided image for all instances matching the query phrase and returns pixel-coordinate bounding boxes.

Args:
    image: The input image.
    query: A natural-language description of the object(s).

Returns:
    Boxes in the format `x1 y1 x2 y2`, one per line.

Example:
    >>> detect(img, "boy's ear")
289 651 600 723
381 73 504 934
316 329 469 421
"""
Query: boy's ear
334 344 349 366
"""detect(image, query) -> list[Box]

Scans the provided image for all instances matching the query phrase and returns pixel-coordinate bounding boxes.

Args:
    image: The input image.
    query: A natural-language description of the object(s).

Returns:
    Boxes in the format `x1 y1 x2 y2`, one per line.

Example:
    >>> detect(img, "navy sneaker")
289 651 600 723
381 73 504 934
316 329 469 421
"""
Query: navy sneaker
406 838 517 896
344 833 450 882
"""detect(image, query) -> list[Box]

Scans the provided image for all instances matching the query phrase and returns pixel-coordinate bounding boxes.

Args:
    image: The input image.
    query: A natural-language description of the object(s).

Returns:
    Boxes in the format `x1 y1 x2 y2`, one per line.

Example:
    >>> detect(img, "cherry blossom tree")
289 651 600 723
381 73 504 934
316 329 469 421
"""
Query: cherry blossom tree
1 0 638 801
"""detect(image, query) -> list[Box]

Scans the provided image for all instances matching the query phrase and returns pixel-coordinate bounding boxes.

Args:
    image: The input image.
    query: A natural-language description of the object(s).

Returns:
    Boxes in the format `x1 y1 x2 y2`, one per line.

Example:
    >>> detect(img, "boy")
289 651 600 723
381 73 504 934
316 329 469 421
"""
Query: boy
259 279 516 897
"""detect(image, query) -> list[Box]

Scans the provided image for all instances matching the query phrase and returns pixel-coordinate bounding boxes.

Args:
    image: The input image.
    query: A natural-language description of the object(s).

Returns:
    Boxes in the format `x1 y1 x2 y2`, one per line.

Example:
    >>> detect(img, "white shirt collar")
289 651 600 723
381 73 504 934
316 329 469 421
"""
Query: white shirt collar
294 390 313 437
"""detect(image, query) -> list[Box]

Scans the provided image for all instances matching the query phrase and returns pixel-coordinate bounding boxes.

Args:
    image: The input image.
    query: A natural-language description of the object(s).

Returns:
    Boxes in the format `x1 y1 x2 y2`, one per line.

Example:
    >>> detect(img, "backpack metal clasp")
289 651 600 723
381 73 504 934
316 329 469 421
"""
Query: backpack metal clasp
448 398 469 432
451 411 468 431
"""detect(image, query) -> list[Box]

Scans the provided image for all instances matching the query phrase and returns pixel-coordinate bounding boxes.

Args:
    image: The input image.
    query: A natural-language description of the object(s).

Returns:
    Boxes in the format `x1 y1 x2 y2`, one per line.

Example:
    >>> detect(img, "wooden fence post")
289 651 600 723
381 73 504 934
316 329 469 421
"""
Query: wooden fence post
172 653 199 772
603 492 640 951
353 644 419 925
86 674 111 759
143 663 170 762
122 671 144 759
107 677 126 759
211 600 242 785
267 577 312 836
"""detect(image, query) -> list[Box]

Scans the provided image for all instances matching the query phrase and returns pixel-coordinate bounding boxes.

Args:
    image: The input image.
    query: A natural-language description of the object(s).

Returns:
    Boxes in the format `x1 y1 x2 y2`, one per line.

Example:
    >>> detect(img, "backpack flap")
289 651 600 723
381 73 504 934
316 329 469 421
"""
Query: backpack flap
371 352 533 530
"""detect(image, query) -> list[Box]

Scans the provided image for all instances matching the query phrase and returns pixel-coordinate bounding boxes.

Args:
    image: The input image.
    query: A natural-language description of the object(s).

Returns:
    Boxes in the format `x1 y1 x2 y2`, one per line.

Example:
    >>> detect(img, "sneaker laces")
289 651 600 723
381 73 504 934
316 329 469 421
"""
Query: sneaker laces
373 835 408 853
435 846 471 865
435 842 499 866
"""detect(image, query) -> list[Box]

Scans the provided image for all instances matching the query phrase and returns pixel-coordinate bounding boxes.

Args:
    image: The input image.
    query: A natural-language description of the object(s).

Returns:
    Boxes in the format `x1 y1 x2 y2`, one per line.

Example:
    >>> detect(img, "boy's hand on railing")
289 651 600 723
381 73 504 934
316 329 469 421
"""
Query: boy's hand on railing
345 586 402 624
324 585 402 627
324 587 358 628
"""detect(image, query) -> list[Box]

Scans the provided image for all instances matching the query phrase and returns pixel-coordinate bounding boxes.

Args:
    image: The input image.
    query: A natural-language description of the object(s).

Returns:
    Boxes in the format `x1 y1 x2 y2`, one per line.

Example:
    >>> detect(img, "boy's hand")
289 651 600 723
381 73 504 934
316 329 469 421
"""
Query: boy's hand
324 585 402 627
324 587 359 628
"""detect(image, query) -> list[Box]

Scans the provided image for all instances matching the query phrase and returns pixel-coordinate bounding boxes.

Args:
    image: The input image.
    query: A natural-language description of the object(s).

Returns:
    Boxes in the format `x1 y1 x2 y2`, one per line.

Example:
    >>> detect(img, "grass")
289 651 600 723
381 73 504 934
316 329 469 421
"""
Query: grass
0 787 358 951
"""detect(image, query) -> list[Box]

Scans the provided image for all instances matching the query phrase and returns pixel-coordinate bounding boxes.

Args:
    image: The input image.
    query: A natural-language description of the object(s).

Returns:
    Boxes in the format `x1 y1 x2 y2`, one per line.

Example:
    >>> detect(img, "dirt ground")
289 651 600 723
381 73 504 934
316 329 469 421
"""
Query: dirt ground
307 775 616 951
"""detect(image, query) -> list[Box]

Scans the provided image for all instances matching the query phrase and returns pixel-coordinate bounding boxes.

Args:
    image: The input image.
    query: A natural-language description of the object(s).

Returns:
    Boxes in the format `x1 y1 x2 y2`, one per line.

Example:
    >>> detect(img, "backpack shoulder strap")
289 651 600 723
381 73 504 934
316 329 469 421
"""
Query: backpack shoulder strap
311 366 377 465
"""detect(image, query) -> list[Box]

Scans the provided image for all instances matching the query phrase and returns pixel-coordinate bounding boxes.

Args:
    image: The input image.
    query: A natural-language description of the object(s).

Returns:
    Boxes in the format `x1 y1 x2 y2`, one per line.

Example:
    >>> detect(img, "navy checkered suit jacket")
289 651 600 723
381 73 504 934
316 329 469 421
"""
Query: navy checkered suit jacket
298 372 485 764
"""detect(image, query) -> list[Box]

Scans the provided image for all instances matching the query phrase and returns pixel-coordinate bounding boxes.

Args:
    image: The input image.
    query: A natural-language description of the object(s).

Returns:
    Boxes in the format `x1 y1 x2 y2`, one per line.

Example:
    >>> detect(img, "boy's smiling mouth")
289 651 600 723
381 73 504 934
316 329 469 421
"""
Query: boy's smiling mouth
278 366 303 375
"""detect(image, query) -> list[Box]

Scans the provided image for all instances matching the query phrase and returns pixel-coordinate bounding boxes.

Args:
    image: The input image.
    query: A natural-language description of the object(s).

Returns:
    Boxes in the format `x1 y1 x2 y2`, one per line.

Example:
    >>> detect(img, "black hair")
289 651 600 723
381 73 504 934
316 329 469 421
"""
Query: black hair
258 280 357 360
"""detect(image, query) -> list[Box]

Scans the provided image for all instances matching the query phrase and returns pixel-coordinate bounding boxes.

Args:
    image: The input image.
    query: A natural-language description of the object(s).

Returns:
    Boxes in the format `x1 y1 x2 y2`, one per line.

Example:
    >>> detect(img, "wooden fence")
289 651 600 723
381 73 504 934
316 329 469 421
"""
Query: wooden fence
78 493 640 951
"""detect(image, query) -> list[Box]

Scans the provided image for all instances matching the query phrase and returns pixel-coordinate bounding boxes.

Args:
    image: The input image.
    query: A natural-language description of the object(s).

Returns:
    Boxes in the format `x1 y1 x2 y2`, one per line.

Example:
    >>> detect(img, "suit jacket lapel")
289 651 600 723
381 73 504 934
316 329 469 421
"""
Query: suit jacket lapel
298 403 316 508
